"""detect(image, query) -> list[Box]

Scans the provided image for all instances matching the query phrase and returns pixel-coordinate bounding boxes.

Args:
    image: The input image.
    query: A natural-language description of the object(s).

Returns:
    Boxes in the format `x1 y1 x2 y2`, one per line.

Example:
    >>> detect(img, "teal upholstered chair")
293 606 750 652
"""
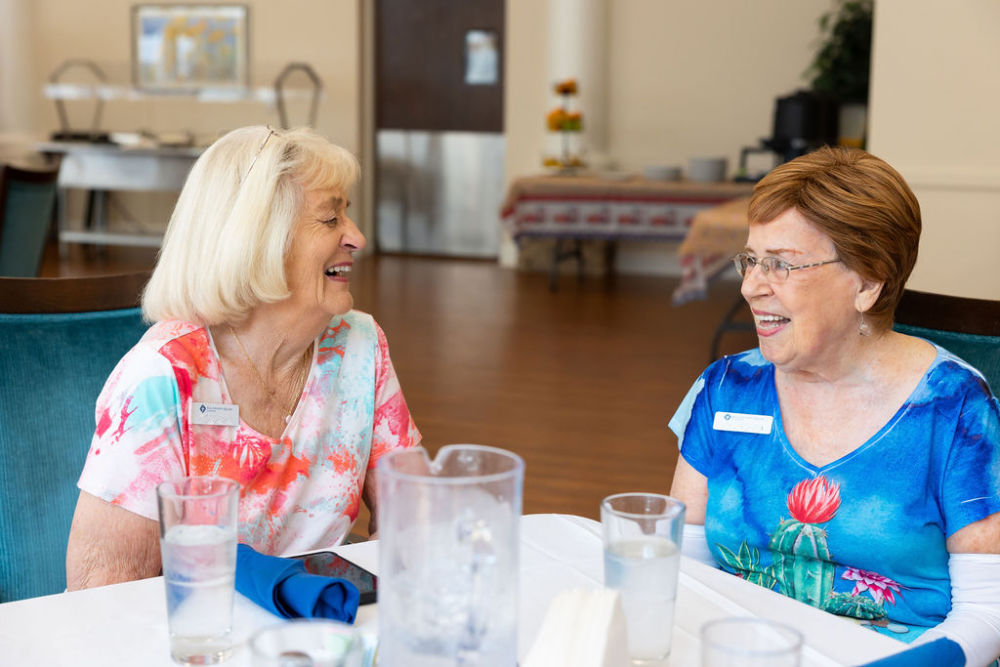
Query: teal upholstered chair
0 162 61 277
0 272 150 601
894 289 1000 393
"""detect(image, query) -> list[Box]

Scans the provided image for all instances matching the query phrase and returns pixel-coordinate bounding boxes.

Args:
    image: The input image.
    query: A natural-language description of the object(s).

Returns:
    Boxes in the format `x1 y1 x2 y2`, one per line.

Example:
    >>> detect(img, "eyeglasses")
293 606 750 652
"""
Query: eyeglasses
733 252 841 282
241 127 276 185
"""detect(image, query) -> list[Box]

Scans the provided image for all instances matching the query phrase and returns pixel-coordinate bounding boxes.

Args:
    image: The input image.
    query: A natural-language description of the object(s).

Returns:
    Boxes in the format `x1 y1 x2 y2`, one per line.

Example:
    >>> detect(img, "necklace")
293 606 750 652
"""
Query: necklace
229 326 312 424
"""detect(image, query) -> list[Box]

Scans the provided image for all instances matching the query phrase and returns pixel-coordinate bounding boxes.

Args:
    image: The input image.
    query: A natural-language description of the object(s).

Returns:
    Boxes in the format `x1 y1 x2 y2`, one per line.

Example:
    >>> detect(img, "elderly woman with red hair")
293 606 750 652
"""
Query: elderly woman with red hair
670 147 1000 665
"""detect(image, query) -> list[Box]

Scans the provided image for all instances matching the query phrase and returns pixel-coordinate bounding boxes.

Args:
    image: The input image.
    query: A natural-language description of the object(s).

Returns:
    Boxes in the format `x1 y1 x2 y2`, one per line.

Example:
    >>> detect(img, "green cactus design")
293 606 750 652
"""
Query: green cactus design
768 518 835 606
823 591 887 620
715 541 778 590
717 477 900 623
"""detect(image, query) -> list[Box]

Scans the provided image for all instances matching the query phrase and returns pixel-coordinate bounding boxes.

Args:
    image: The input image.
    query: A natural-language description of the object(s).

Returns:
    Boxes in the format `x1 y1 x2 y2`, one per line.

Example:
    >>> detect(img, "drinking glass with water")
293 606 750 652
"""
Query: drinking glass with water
700 617 802 666
601 492 685 664
157 476 240 665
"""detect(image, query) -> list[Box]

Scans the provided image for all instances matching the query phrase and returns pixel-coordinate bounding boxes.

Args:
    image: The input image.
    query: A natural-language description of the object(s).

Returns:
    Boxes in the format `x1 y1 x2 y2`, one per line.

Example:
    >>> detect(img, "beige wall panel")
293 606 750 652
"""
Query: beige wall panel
0 0 38 133
907 189 1000 299
504 0 551 188
500 0 551 266
606 0 829 176
869 0 1000 298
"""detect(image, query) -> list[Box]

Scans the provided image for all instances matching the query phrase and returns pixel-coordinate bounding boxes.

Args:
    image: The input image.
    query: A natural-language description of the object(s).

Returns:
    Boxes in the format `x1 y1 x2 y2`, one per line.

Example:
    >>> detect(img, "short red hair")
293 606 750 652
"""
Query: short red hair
748 146 921 331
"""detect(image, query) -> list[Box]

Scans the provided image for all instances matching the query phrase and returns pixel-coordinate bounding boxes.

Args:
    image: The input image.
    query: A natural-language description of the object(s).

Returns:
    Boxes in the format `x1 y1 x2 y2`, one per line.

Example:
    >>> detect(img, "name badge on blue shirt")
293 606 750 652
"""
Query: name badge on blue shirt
713 411 773 435
192 402 240 427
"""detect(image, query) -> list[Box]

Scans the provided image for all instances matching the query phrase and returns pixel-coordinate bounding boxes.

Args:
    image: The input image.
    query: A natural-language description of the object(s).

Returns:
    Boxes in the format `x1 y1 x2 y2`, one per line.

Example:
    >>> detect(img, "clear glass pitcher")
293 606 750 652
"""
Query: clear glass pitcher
377 444 525 666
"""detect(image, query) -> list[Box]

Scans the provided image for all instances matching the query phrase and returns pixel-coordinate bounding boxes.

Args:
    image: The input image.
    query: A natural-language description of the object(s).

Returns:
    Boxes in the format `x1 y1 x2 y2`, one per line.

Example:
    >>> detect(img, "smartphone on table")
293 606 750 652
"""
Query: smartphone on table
292 551 378 605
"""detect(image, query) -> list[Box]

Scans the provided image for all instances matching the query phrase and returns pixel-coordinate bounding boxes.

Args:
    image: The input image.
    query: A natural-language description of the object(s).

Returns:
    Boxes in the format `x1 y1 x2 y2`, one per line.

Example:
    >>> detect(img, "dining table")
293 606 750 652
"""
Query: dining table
0 513 906 666
500 174 753 291
672 195 751 306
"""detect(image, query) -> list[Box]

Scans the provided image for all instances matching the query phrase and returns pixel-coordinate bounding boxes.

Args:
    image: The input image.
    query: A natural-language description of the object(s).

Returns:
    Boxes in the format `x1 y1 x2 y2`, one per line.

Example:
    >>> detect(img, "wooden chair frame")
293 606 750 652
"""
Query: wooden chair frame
895 289 1000 336
0 271 150 314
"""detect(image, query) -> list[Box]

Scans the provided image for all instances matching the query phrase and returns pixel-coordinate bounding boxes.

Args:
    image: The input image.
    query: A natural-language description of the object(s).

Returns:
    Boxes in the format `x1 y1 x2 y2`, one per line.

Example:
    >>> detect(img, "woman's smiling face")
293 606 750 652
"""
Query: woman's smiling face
740 207 866 375
283 186 366 320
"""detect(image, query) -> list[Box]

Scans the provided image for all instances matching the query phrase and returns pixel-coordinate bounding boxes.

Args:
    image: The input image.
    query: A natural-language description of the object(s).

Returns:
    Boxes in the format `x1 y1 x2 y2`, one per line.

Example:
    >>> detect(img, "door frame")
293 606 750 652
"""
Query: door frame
358 0 377 253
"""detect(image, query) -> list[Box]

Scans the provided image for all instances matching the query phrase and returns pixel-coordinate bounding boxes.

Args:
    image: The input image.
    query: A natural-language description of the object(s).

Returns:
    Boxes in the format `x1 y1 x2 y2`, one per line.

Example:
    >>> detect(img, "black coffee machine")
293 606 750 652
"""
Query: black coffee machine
736 90 838 181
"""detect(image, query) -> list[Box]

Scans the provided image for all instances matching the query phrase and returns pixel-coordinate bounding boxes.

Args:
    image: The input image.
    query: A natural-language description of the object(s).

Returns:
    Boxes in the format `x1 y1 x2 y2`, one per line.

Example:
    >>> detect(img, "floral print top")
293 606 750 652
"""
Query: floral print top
669 344 1000 641
78 311 420 555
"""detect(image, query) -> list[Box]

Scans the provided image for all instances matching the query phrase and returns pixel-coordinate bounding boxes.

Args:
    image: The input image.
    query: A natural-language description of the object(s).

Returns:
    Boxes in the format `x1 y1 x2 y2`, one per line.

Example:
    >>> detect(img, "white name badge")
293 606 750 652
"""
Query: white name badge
713 411 773 435
191 402 240 427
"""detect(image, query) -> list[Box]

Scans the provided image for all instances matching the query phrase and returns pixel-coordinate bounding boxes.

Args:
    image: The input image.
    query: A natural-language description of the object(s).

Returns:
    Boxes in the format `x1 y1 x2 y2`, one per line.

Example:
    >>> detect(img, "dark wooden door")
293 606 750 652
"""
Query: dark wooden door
375 0 504 132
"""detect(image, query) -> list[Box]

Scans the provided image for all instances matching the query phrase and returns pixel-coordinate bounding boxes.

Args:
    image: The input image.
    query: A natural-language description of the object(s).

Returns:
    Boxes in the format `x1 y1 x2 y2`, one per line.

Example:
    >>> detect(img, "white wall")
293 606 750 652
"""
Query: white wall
868 0 1000 299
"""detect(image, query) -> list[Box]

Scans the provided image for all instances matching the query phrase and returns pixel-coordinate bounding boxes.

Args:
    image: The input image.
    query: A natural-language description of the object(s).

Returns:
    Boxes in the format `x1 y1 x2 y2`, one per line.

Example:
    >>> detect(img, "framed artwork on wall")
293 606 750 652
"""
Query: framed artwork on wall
131 4 249 92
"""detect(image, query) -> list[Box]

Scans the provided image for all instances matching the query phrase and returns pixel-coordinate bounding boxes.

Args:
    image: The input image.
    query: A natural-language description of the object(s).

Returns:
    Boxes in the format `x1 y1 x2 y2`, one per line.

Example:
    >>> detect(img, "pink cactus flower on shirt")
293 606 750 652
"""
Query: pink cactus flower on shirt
842 567 904 605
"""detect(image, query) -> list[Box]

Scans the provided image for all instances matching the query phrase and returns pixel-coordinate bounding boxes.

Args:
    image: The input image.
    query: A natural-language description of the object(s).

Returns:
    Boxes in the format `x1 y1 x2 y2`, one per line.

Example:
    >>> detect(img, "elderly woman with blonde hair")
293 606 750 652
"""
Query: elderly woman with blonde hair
670 147 1000 665
66 126 420 589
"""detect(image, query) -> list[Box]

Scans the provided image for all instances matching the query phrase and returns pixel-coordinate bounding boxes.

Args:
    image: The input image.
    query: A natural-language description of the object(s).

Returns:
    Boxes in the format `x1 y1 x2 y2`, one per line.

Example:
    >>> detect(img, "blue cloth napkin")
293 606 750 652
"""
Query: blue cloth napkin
235 543 360 623
855 637 965 667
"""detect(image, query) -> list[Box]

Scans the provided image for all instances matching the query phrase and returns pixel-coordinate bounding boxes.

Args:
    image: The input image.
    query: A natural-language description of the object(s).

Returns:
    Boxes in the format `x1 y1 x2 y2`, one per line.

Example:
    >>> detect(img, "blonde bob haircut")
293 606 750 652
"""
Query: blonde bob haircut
142 126 360 325
748 146 921 332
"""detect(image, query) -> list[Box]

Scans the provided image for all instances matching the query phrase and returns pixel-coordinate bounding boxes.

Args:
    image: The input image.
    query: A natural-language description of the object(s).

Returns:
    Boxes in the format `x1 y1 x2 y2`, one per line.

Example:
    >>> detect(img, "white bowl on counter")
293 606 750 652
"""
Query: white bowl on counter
688 157 728 182
642 165 682 181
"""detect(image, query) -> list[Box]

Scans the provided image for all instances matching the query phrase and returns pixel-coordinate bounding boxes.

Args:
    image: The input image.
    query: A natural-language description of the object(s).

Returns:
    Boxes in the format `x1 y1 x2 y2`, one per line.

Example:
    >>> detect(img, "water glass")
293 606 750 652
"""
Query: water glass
700 618 802 666
601 493 685 664
157 476 240 665
250 619 363 667
377 444 525 666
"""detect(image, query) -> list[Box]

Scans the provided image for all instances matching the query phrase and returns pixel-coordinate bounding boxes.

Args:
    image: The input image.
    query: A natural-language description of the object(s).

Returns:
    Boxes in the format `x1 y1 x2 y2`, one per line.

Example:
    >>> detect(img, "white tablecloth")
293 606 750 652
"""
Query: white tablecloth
0 514 905 665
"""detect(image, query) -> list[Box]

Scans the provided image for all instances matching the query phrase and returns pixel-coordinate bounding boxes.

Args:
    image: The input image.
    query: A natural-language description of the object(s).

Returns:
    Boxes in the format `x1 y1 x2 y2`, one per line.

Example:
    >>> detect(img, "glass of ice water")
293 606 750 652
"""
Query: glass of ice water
157 476 240 665
601 492 685 664
700 617 802 666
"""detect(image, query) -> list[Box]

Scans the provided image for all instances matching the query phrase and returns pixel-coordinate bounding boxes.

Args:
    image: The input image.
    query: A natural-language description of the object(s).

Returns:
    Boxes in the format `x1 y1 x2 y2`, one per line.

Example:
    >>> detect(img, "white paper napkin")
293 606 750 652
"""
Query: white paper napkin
523 588 629 667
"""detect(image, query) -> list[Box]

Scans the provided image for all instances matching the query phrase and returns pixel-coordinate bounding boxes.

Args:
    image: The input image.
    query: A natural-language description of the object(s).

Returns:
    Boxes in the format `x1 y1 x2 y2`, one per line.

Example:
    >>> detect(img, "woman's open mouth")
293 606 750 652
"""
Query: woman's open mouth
753 312 790 337
324 263 352 282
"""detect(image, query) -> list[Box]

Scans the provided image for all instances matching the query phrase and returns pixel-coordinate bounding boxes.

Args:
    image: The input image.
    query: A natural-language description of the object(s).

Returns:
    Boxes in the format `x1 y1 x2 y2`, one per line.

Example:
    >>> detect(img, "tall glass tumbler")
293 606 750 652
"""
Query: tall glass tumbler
602 493 686 664
378 445 525 666
157 476 240 665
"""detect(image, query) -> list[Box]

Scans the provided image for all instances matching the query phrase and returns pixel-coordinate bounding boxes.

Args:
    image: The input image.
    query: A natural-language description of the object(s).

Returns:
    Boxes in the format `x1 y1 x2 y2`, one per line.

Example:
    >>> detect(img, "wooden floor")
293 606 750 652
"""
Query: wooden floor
41 243 757 523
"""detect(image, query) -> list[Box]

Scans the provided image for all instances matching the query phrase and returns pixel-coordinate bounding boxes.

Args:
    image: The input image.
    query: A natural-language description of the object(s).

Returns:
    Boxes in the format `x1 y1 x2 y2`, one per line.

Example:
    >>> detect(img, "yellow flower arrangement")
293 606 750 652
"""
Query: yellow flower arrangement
544 78 585 170
555 78 578 95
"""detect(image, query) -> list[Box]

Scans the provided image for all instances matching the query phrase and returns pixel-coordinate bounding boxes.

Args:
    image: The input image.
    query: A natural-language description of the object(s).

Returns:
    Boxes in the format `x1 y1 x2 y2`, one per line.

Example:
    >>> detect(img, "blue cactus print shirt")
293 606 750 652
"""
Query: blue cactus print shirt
669 344 1000 642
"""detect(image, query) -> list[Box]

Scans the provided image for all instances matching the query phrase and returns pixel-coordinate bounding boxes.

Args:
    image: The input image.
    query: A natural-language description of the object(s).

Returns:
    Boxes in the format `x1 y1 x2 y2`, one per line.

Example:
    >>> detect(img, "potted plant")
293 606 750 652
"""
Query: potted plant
806 0 873 147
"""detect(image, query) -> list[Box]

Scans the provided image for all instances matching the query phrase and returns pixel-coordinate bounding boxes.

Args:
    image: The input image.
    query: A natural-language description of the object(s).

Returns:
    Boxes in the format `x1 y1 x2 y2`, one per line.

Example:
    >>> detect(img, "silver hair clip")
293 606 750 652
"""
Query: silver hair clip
241 127 276 184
